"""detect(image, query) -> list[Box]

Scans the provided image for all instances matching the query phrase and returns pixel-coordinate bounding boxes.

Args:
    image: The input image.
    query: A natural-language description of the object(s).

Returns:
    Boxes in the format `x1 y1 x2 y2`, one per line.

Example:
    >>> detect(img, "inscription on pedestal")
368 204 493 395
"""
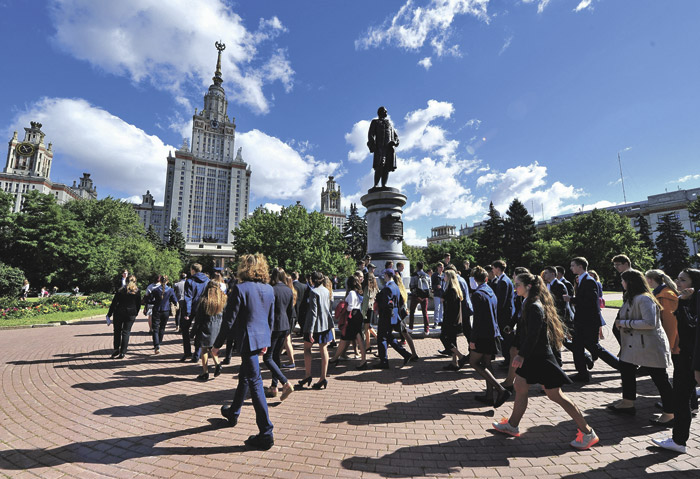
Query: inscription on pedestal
380 213 403 241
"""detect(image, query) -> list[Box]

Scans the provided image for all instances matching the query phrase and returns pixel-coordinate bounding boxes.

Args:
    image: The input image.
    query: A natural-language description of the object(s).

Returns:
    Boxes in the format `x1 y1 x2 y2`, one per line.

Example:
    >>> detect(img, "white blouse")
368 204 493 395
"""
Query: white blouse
346 290 363 311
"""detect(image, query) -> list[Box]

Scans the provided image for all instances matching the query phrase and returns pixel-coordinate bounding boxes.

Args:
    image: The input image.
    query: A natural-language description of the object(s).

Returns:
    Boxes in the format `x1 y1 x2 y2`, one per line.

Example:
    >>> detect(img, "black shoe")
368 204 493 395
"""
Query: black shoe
655 401 664 410
244 434 274 451
180 354 191 362
356 362 368 370
214 364 222 377
437 349 450 356
190 356 200 363
196 372 209 381
650 417 675 427
494 389 512 408
458 354 470 369
220 405 238 427
399 355 411 368
375 362 390 370
474 394 494 406
280 363 295 369
606 404 636 415
221 357 231 365
585 355 594 370
409 354 420 362
312 379 328 390
569 373 590 384
110 350 120 359
294 377 312 390
500 382 514 393
117 353 125 359
329 341 337 349
442 363 460 371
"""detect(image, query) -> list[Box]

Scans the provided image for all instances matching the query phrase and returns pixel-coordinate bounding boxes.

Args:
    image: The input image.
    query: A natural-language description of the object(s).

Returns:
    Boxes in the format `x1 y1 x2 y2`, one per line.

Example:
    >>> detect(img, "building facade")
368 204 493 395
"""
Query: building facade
160 43 251 267
2 121 97 212
427 225 458 245
320 176 346 231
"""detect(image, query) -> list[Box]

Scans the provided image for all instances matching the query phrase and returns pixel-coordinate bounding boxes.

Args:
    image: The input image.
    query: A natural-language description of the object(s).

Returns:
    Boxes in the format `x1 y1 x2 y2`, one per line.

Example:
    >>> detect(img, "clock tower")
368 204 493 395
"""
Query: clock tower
5 121 53 178
320 176 346 231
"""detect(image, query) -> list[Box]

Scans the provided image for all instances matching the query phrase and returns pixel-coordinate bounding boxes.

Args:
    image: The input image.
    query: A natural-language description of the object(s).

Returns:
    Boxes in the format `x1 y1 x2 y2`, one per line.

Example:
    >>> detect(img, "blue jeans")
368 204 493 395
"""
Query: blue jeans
263 331 288 388
230 344 274 438
433 297 443 323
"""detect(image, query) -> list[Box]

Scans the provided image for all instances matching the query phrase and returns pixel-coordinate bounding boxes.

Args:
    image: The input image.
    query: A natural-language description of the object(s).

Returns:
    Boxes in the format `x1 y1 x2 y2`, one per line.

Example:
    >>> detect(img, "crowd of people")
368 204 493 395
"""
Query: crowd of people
104 253 700 453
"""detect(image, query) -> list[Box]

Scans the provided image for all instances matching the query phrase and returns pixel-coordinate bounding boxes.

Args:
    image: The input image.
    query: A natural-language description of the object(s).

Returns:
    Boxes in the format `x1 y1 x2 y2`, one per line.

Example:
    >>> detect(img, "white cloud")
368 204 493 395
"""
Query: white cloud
464 118 482 129
404 227 427 247
49 0 293 115
574 0 593 12
418 57 433 70
671 174 700 184
522 0 552 14
5 97 173 199
262 202 283 213
607 178 622 186
401 100 458 158
355 0 490 58
345 120 372 163
499 35 513 55
236 130 339 209
476 162 583 219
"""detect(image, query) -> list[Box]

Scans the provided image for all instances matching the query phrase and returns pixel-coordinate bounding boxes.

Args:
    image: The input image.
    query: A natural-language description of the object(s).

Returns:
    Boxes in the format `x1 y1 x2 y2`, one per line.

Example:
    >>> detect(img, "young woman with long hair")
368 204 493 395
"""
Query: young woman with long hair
439 270 468 371
330 275 368 369
262 268 295 400
394 273 419 361
645 269 680 357
195 280 227 380
492 272 599 450
608 269 673 422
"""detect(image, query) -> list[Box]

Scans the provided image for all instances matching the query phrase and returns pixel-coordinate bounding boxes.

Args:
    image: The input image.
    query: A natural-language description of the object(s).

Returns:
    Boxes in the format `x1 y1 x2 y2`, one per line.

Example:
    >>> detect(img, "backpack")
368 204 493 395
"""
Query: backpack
334 300 350 336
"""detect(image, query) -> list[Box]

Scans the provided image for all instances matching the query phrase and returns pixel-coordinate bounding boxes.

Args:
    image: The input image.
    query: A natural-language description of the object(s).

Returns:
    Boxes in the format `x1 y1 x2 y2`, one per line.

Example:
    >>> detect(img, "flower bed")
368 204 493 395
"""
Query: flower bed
0 295 111 321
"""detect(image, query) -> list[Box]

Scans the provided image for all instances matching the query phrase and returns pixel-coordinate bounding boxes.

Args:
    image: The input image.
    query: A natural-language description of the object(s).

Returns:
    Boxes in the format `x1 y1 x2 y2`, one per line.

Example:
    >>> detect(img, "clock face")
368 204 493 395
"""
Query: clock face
210 120 219 129
17 143 35 157
330 191 339 200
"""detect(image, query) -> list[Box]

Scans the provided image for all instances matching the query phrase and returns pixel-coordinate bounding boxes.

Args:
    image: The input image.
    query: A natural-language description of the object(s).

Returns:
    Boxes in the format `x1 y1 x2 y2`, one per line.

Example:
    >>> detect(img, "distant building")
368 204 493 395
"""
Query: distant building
320 176 346 231
457 187 700 258
133 190 165 236
427 225 458 245
2 121 97 212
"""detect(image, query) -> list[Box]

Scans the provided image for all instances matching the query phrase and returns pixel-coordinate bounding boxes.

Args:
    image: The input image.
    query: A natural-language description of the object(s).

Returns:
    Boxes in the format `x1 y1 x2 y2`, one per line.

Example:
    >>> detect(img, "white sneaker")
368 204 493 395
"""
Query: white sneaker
492 418 520 437
652 437 687 453
570 428 599 450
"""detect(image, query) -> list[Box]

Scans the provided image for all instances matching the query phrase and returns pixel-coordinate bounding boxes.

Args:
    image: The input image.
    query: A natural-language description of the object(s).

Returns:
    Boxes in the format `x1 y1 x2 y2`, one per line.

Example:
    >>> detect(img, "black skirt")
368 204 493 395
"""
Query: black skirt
342 310 364 340
516 353 572 389
470 337 501 356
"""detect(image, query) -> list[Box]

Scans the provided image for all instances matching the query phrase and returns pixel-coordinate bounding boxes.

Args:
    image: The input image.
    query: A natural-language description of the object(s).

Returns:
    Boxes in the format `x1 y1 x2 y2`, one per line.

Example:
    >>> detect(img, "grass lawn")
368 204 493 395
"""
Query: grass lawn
0 308 108 328
605 300 622 309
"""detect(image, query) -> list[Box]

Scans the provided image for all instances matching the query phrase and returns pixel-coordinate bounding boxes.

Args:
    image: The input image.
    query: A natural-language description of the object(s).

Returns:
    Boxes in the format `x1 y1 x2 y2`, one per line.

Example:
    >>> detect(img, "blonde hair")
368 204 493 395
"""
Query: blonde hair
200 280 227 316
125 275 138 294
444 270 464 301
393 274 408 304
237 253 270 283
645 269 679 295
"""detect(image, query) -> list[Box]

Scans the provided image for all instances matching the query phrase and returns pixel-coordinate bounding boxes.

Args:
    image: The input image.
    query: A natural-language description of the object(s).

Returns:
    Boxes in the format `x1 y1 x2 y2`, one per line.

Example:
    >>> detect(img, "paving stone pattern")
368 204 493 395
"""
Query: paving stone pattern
1 308 699 478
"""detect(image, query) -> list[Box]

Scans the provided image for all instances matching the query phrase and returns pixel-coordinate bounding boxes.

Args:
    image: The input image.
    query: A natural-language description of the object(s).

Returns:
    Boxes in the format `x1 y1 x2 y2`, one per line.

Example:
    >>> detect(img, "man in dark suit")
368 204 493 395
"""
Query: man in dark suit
491 260 515 364
556 266 575 296
182 263 209 362
564 257 619 383
113 269 129 293
291 271 308 336
375 269 412 369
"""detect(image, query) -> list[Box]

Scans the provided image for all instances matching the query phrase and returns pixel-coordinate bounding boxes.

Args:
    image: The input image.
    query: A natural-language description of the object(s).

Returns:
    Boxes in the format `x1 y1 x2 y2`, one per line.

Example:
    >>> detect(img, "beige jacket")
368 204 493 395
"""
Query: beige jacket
618 294 671 369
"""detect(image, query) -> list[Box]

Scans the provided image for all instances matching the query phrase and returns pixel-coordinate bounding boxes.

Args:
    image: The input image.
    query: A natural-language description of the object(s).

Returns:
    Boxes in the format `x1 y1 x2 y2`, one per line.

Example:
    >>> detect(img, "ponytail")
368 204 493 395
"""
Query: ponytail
645 269 679 295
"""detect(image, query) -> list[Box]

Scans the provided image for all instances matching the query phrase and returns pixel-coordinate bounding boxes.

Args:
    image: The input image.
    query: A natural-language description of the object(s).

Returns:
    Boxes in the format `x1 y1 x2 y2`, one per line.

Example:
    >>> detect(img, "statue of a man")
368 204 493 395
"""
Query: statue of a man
367 106 399 188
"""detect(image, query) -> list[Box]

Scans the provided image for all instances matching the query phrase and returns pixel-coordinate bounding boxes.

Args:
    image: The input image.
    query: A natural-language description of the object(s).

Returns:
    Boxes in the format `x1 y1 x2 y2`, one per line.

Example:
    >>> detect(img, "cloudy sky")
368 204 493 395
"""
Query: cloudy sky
2 0 699 246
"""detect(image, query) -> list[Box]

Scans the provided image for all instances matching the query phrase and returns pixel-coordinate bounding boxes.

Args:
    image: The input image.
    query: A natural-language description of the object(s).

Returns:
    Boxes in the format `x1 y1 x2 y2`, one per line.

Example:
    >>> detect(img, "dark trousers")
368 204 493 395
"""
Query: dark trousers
180 316 200 357
113 314 136 354
409 296 429 331
151 311 169 349
572 323 619 378
377 317 411 365
224 335 235 361
672 353 697 446
461 310 471 344
620 360 673 412
439 322 459 351
263 331 289 387
230 345 274 438
174 300 186 328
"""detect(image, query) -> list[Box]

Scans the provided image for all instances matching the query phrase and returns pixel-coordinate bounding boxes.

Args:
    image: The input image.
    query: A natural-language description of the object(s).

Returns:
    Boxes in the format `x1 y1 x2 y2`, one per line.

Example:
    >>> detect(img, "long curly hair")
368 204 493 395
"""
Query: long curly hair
199 280 226 316
516 272 565 350
237 253 270 283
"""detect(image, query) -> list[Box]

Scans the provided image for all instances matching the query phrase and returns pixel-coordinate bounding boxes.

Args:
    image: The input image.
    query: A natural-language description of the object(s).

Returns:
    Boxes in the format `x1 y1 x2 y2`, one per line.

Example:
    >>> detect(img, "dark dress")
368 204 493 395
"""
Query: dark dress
195 310 223 348
341 291 364 340
516 299 572 389
470 284 501 355
439 286 462 350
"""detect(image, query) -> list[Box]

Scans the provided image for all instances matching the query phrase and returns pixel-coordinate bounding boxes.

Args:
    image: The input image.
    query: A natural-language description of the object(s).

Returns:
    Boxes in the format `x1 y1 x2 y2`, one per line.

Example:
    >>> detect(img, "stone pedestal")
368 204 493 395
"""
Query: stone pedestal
361 187 409 285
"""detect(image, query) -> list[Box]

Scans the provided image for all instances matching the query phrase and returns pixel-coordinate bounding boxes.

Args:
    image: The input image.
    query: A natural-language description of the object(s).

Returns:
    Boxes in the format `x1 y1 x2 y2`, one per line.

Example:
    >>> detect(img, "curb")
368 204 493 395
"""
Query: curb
0 314 103 331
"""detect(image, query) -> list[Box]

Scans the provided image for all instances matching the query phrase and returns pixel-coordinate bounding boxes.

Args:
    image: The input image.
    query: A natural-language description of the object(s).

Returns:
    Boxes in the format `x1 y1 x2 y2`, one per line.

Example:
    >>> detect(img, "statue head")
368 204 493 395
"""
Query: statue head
377 106 388 119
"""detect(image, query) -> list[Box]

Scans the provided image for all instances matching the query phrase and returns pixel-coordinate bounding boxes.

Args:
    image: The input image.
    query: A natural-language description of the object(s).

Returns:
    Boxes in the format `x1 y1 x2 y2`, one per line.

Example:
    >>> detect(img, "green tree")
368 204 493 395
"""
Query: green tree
504 198 538 269
687 197 700 243
342 203 367 263
234 205 354 276
0 261 25 297
522 237 573 276
542 209 654 287
402 242 426 273
166 219 188 263
474 202 505 266
636 214 657 260
655 212 690 278
0 190 15 261
424 236 480 269
146 224 163 249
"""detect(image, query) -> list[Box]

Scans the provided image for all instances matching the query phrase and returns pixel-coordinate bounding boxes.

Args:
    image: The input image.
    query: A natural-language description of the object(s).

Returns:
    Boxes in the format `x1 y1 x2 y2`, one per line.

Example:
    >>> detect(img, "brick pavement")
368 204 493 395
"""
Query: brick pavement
1 309 699 478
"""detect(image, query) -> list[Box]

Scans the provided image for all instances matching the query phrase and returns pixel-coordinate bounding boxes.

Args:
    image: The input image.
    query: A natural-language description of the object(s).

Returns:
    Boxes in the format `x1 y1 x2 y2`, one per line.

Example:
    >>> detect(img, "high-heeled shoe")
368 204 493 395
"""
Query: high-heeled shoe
294 377 312 390
312 379 328 390
214 364 222 377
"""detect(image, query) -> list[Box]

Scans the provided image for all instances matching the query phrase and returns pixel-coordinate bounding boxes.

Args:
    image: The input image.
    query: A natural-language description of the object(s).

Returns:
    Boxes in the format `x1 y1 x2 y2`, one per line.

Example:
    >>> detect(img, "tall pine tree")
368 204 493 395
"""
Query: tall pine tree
636 214 656 260
342 203 367 263
655 212 690 277
476 202 505 266
504 198 537 269
165 219 188 263
146 225 163 249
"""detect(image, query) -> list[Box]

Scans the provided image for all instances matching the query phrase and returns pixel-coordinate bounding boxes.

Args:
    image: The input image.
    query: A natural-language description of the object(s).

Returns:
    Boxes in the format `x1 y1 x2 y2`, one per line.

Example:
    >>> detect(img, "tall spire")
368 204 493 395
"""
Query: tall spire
213 40 225 87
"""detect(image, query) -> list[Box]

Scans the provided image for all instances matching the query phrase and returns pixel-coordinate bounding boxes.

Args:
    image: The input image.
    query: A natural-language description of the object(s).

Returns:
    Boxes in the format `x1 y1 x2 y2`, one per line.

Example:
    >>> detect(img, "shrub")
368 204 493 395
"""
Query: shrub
0 263 25 298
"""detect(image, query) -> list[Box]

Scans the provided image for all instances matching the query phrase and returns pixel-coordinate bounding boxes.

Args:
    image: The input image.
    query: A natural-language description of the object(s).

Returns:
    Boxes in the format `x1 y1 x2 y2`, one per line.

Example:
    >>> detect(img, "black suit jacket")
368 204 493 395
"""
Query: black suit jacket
570 274 602 330
493 275 515 329
293 281 310 328
549 279 573 326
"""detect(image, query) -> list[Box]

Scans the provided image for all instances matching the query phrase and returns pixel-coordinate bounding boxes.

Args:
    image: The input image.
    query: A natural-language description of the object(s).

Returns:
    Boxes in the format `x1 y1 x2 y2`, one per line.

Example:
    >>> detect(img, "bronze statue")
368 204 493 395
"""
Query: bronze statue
367 106 399 188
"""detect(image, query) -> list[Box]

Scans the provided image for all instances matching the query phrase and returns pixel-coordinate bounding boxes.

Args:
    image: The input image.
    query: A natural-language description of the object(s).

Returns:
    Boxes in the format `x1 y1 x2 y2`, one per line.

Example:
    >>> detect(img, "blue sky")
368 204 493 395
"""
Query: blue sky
2 0 699 246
